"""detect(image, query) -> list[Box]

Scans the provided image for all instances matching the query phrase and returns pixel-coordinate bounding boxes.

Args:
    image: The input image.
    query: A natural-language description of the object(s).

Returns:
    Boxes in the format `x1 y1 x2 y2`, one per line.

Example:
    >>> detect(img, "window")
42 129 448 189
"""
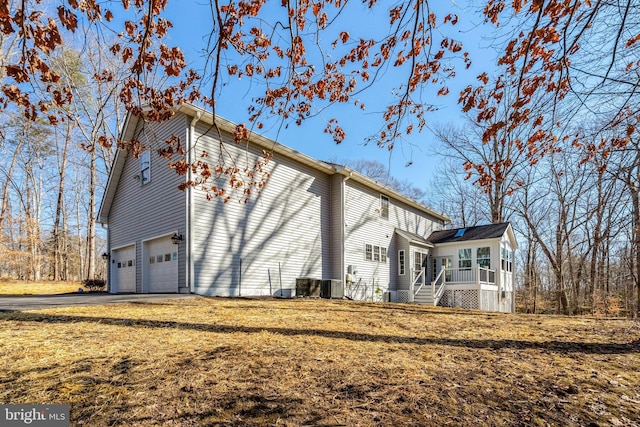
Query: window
127 260 133 267
501 247 513 272
398 250 405 275
156 254 163 263
366 244 386 263
140 150 150 185
477 247 490 268
459 249 471 270
373 246 381 261
380 195 389 219
149 256 155 264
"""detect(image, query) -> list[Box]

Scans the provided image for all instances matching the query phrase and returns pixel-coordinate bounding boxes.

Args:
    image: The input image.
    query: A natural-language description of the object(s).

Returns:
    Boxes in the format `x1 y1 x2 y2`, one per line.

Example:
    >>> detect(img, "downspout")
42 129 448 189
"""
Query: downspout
340 168 352 291
187 112 202 293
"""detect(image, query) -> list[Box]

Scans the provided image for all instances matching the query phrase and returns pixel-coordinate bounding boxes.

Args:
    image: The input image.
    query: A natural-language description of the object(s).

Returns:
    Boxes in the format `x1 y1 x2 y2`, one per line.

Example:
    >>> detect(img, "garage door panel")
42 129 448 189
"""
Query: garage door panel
145 237 178 293
112 245 135 293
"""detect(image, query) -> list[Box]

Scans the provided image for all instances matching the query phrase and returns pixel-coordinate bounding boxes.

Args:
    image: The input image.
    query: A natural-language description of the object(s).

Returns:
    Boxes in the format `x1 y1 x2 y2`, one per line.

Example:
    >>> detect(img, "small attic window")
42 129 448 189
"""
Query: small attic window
140 150 150 185
454 228 466 237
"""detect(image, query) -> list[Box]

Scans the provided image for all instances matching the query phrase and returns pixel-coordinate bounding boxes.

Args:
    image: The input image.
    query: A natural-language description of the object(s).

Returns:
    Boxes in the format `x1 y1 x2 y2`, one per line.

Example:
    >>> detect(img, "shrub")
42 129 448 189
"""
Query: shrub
83 279 106 292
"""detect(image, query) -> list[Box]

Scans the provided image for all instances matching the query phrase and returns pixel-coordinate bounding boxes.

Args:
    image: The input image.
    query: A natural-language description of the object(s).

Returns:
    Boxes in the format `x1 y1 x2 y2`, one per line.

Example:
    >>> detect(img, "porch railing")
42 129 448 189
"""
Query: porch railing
445 266 496 285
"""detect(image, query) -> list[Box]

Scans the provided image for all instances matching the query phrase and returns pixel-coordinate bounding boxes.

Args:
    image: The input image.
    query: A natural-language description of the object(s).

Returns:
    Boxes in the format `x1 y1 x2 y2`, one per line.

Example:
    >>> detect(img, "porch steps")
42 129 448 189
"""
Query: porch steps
414 286 434 306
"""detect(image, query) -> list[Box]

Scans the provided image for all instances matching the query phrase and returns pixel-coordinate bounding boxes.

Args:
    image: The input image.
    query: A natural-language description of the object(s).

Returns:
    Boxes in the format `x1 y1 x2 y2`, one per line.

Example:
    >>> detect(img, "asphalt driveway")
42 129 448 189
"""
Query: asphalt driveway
0 293 199 312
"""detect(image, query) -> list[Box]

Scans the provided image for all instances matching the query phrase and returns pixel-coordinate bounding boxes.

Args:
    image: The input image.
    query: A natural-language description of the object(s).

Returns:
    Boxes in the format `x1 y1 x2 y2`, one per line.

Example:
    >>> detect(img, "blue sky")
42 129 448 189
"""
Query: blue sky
161 1 499 188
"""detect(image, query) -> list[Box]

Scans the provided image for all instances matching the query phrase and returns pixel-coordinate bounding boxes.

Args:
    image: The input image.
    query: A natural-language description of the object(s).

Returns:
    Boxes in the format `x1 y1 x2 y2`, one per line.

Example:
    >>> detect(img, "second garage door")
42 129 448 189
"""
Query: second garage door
145 236 178 293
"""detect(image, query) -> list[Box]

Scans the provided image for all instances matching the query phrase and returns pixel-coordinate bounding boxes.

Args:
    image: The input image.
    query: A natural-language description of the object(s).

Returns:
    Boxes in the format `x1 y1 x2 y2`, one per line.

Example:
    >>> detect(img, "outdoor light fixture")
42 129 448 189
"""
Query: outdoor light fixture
171 233 183 245
101 252 109 260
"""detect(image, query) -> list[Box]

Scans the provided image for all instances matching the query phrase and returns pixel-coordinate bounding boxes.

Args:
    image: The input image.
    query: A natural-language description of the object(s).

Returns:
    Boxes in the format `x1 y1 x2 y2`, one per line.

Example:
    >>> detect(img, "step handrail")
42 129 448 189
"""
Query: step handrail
431 267 446 306
412 268 426 296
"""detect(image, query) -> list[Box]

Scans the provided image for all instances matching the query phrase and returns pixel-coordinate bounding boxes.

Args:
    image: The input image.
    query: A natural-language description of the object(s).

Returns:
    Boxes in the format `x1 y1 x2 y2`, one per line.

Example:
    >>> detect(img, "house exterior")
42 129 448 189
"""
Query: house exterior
98 104 516 312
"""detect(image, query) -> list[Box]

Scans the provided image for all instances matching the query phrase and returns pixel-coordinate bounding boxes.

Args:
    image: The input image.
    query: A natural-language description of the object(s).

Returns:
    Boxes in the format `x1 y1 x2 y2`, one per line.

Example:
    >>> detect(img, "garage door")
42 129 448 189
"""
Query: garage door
145 237 178 293
112 245 136 293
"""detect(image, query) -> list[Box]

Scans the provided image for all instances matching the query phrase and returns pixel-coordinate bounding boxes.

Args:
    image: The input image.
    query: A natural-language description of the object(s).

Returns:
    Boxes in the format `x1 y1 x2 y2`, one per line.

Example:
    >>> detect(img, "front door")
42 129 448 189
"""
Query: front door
413 250 429 283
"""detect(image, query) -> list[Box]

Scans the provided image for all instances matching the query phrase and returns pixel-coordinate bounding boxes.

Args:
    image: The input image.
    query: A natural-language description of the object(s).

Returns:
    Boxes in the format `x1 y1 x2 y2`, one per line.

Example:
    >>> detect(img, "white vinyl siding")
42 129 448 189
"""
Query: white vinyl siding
108 114 189 292
343 180 442 295
191 122 331 296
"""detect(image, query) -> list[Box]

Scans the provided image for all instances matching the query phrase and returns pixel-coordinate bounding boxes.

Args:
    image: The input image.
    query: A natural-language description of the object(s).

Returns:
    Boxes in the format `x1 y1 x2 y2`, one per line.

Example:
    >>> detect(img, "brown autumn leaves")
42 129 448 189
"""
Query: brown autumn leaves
1 0 639 199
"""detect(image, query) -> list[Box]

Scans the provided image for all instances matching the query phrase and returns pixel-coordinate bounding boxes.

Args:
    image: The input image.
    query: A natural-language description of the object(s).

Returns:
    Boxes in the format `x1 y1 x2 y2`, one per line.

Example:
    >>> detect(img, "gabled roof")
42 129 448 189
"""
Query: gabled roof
98 103 451 224
428 223 516 246
395 228 434 248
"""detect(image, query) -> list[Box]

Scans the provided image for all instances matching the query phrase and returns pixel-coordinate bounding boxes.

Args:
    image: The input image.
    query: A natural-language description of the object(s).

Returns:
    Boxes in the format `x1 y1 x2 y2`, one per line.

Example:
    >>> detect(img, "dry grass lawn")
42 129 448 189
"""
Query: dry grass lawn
1 297 639 426
0 280 82 295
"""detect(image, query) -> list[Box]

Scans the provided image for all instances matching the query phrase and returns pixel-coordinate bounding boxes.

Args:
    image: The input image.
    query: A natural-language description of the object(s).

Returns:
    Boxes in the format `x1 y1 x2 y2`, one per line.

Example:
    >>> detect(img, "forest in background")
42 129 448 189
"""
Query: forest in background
0 1 639 317
0 41 124 283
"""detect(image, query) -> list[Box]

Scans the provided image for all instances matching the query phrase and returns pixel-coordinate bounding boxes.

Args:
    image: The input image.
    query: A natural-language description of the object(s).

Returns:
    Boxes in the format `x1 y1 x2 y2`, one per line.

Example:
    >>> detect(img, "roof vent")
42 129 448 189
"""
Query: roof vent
454 228 466 237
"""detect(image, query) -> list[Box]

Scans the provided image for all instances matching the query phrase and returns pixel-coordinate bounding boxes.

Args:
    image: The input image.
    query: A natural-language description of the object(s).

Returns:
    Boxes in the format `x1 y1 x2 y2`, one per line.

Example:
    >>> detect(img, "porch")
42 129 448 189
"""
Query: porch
407 265 499 309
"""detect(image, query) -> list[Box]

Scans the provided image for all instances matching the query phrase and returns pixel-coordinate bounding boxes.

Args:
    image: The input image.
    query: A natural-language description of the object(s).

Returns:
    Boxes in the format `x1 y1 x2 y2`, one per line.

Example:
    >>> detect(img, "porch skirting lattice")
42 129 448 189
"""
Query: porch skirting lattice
439 289 479 309
438 289 510 312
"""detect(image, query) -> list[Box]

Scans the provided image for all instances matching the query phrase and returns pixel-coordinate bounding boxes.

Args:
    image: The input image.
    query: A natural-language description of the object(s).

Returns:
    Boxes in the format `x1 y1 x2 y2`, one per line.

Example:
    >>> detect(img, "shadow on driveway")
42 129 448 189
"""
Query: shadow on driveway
0 293 199 311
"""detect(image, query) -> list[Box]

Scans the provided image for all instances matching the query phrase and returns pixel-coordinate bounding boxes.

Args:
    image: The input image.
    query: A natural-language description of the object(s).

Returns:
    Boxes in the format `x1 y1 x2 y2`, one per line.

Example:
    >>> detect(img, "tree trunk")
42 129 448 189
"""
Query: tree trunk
53 120 72 281
633 187 640 318
0 140 23 234
86 146 97 280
